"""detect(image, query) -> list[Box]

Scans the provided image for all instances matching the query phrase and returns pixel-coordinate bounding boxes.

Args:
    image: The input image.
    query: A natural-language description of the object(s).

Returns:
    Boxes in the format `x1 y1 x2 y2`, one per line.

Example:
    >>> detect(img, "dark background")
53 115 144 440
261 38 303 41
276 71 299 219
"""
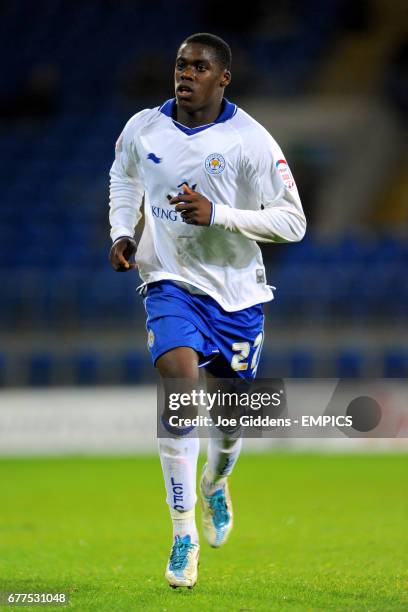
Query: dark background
0 0 407 386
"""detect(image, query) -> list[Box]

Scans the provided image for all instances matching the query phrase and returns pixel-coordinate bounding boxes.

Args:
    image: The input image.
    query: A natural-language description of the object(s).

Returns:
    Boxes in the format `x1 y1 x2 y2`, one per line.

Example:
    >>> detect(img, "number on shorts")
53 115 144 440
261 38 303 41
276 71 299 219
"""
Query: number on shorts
231 342 250 371
231 332 264 374
251 332 264 375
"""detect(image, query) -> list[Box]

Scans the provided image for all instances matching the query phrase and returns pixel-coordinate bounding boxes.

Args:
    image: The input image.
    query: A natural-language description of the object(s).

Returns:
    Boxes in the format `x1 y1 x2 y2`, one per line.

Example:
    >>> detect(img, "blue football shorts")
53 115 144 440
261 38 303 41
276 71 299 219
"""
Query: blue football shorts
143 280 265 380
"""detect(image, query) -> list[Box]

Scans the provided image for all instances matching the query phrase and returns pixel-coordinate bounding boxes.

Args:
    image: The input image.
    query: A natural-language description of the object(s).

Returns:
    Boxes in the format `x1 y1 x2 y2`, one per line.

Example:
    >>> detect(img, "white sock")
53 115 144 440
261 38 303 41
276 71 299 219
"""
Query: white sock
203 436 243 495
158 436 199 535
170 508 199 544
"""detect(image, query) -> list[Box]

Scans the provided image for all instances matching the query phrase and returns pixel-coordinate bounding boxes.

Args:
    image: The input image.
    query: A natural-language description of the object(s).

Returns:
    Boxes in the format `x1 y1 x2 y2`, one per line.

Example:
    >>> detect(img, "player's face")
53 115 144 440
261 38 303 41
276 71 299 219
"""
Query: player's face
174 43 230 110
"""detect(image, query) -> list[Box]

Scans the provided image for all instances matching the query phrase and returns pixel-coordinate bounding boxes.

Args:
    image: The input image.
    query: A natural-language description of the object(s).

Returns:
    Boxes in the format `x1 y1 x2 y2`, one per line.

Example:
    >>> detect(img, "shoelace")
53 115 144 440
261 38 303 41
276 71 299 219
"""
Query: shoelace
169 535 195 571
209 490 229 527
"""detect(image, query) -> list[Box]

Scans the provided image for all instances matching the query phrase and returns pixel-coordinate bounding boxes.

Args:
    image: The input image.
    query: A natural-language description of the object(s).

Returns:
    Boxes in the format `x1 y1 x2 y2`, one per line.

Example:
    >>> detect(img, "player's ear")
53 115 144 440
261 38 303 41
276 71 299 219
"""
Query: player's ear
220 69 231 88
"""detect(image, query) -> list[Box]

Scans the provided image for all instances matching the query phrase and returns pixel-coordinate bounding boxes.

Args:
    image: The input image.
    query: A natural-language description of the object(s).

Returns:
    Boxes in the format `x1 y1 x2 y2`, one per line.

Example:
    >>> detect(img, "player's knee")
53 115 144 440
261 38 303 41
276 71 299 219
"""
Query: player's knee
159 417 198 438
158 437 199 456
156 347 200 378
214 436 242 451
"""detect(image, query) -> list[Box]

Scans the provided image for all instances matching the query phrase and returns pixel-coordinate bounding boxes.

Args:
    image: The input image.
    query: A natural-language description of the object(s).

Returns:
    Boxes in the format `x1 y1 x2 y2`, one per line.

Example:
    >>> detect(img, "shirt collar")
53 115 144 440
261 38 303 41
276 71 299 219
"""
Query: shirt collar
158 98 237 135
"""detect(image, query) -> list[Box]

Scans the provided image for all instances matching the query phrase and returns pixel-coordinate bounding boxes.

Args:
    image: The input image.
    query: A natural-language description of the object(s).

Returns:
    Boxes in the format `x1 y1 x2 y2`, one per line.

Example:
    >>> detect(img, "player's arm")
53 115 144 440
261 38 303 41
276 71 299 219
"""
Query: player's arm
168 181 305 242
169 132 306 243
211 191 305 244
109 117 144 271
212 130 306 243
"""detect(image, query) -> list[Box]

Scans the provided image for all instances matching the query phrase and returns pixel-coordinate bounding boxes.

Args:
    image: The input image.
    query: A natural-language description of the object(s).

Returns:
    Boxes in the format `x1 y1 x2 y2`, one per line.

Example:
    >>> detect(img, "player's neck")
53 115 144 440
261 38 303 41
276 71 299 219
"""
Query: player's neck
175 99 224 129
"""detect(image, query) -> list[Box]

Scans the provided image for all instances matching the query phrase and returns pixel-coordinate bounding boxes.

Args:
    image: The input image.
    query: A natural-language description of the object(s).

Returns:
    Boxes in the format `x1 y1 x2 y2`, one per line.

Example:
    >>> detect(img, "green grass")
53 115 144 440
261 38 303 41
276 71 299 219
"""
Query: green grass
0 453 407 611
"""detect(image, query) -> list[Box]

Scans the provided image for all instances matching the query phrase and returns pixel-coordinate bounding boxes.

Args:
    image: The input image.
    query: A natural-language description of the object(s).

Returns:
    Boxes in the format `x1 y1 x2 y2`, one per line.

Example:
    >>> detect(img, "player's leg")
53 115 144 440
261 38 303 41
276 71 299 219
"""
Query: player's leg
156 346 200 378
203 367 243 492
198 304 264 548
157 347 200 588
157 347 200 544
199 365 241 547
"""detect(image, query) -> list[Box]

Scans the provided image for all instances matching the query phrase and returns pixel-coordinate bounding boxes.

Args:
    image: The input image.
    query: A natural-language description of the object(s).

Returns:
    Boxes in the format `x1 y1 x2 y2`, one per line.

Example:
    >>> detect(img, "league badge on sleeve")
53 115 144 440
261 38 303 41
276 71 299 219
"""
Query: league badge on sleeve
275 159 296 190
205 153 226 175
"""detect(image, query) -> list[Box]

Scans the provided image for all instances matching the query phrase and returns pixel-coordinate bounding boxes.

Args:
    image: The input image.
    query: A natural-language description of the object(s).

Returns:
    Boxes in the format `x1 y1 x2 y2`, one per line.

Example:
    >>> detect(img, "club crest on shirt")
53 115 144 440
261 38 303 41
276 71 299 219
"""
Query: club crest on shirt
205 153 225 175
147 329 155 348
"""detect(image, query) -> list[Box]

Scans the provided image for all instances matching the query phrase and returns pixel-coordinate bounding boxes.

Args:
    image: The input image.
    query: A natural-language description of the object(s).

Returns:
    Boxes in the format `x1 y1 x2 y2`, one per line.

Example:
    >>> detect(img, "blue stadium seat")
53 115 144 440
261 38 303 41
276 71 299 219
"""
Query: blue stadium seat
383 351 408 377
290 350 314 377
27 353 53 386
336 350 364 378
73 352 99 385
121 351 145 384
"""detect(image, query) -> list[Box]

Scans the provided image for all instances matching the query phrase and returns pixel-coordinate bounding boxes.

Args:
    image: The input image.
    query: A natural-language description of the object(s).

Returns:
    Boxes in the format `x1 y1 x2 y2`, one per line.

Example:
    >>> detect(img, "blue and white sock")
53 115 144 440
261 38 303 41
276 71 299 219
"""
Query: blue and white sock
158 437 200 543
203 436 242 495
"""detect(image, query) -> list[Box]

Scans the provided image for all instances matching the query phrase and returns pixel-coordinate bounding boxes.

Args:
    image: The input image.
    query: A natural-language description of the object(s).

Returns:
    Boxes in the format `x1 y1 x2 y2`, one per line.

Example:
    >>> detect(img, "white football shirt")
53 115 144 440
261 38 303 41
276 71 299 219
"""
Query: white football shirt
109 98 306 311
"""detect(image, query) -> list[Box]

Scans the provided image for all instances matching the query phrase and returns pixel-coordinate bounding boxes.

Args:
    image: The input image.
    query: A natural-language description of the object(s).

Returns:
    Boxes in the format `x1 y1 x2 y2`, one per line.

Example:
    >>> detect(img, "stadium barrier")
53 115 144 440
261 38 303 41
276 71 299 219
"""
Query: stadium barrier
0 386 406 455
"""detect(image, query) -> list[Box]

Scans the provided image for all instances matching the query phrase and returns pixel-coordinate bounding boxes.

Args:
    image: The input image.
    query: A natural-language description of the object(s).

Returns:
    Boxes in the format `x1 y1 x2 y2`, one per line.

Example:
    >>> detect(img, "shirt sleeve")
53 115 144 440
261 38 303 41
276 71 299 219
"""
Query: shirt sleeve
212 127 306 243
109 116 145 243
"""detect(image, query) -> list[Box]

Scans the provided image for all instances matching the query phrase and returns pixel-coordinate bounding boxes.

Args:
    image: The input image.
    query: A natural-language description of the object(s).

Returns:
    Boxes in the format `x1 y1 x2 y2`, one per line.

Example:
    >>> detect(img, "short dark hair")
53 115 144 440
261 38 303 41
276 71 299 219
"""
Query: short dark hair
180 33 232 71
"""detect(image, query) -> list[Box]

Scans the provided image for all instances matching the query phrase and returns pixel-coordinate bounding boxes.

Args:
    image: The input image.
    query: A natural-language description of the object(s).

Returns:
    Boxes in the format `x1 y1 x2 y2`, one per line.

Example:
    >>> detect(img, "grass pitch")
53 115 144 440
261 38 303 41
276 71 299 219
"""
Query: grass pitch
0 453 407 611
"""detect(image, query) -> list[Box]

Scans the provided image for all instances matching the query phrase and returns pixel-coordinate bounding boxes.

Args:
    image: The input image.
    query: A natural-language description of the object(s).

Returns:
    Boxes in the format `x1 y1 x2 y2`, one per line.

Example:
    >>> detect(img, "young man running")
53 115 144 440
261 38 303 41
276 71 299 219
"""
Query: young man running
109 32 306 588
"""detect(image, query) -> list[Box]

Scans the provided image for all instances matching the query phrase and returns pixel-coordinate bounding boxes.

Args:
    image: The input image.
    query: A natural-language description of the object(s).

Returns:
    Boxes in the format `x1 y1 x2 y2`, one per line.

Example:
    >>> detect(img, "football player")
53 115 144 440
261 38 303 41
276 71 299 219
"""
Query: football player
109 32 306 588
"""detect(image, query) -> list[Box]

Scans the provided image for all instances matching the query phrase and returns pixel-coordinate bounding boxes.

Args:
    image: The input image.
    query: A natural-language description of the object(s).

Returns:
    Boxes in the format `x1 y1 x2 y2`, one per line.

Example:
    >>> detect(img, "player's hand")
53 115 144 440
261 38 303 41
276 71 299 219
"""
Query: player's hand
109 237 137 272
168 184 212 226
